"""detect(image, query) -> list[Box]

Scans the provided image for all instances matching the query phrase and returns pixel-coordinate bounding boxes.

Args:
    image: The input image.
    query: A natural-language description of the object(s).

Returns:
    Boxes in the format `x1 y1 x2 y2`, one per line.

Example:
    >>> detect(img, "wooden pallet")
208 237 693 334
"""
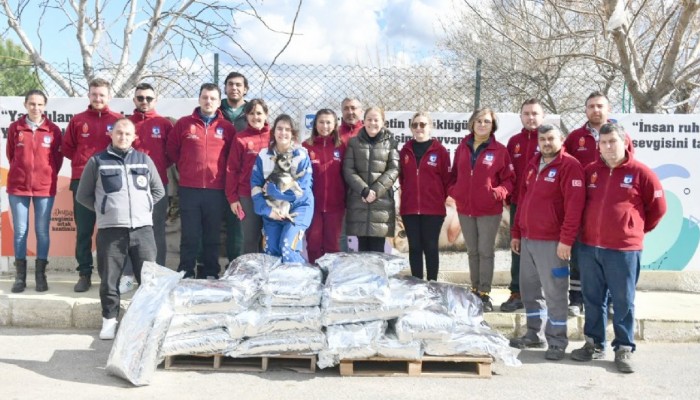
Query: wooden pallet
339 355 493 378
163 354 317 373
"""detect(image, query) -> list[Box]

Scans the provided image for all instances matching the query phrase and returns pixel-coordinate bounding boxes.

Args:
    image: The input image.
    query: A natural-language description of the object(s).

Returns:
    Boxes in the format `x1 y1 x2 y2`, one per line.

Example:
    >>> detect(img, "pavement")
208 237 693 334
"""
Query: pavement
1 264 699 342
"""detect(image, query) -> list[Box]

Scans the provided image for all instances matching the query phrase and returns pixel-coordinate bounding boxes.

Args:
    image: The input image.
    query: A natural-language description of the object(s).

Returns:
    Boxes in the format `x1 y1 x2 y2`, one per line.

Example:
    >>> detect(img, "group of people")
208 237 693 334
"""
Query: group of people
5 73 665 373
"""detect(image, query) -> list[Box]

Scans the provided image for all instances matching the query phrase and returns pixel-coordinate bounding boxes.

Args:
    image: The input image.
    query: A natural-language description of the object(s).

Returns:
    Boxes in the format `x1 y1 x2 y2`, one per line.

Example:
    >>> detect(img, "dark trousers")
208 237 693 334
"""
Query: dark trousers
225 207 243 262
97 226 156 318
357 236 386 252
70 179 96 275
402 214 444 281
152 185 169 266
569 241 583 302
178 187 226 278
508 204 520 293
240 196 263 254
305 210 344 264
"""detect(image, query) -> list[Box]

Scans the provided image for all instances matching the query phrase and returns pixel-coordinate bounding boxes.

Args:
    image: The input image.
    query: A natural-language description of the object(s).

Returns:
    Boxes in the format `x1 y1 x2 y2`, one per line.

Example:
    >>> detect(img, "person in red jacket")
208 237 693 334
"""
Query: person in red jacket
302 109 346 264
61 78 122 292
6 90 63 293
563 91 634 316
448 107 515 312
167 83 235 279
571 123 666 373
129 82 173 267
339 97 364 145
501 98 544 312
226 98 271 254
508 124 585 361
398 111 451 281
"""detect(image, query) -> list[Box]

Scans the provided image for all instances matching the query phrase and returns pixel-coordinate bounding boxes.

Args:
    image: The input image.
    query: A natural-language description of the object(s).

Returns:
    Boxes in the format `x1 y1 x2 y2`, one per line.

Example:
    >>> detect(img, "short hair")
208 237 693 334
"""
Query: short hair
224 72 249 89
520 98 542 112
342 97 362 107
468 107 498 134
585 91 609 105
269 114 299 151
307 108 341 147
410 110 432 128
199 83 221 97
113 118 136 132
89 78 111 89
24 89 47 104
363 106 385 122
244 98 269 116
599 122 626 142
537 123 563 137
135 82 155 93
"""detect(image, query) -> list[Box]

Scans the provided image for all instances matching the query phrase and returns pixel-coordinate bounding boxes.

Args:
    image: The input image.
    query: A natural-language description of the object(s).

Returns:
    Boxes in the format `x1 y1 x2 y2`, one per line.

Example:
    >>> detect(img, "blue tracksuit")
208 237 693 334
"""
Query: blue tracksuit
251 146 314 262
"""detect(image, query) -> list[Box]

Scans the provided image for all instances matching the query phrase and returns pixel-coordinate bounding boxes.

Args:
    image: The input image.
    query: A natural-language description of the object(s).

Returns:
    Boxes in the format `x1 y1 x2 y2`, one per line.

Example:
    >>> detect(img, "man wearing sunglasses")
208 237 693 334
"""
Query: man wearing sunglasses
128 83 173 269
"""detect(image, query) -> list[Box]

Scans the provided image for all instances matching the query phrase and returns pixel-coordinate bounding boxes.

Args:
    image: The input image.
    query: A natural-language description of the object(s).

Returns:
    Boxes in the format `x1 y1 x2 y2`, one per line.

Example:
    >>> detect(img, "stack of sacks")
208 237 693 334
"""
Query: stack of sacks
106 262 182 386
226 261 326 357
159 254 273 357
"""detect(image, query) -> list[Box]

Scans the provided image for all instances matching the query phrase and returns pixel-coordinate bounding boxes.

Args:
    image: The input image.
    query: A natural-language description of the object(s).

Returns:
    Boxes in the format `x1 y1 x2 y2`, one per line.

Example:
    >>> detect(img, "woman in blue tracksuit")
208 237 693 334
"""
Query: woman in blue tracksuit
251 114 314 263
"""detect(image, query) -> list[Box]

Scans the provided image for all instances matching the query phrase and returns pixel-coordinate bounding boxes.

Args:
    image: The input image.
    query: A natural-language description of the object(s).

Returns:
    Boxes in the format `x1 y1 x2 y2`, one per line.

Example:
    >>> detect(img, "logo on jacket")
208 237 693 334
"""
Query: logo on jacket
404 154 410 164
215 127 224 138
42 135 52 147
333 149 341 160
106 124 113 134
514 143 521 155
82 123 89 133
135 175 148 189
621 174 634 188
544 168 557 182
483 153 494 165
152 127 161 138
526 169 534 184
428 153 438 166
578 137 586 148
189 125 197 134
589 171 598 188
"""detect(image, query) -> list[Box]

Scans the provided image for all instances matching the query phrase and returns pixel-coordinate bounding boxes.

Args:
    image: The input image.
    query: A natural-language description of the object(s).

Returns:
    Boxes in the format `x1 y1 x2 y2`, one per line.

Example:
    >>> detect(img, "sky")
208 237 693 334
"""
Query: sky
3 0 460 68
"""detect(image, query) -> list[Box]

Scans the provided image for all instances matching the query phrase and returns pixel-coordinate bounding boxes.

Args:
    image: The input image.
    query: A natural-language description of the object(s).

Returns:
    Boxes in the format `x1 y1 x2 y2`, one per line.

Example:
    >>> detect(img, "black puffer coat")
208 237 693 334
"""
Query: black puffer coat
343 127 400 237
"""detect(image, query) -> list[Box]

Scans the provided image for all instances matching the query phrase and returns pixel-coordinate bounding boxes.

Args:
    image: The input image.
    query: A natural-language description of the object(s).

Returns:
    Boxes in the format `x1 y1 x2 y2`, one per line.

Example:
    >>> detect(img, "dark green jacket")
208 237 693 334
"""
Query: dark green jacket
343 127 400 237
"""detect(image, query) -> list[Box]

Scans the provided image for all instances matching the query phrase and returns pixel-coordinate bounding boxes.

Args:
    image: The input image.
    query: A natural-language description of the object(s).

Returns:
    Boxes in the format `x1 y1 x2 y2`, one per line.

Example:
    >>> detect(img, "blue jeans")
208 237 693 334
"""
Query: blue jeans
8 195 55 260
578 243 640 351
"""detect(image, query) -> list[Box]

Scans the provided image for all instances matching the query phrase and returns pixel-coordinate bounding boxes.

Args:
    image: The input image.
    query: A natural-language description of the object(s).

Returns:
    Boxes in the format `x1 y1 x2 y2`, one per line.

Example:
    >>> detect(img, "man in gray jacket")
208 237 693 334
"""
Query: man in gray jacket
77 118 165 340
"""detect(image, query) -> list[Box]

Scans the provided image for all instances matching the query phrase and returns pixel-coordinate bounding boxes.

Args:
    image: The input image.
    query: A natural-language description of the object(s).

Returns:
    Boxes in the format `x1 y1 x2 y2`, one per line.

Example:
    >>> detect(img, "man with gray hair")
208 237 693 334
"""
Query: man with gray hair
571 123 666 373
509 124 585 361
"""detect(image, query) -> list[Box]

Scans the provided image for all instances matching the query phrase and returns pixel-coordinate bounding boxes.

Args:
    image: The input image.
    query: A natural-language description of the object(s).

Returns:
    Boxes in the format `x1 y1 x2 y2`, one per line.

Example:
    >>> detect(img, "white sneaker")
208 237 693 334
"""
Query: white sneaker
99 318 118 340
118 274 137 294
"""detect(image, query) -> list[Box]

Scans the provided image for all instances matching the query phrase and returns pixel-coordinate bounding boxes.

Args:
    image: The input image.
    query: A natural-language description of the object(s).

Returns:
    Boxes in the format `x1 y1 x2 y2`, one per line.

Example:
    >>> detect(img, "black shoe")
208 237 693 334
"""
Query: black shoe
74 274 92 292
500 292 524 312
571 339 606 361
509 335 547 349
11 259 27 293
545 345 566 361
179 269 195 279
480 293 493 313
35 259 49 292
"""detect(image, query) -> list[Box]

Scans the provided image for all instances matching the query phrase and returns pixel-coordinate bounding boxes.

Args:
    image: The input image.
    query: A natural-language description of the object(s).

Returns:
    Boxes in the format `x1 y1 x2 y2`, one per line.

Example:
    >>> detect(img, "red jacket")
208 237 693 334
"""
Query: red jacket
6 116 63 196
399 139 451 216
339 120 363 145
448 134 515 216
166 108 235 190
506 128 539 205
129 109 173 185
61 105 122 179
564 122 635 168
580 153 666 251
225 122 271 203
302 135 346 213
512 151 585 246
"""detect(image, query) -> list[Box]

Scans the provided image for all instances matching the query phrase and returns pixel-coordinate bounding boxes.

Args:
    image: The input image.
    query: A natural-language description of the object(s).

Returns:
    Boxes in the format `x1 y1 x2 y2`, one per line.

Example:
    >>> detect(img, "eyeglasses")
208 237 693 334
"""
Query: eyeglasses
411 122 428 129
135 96 155 103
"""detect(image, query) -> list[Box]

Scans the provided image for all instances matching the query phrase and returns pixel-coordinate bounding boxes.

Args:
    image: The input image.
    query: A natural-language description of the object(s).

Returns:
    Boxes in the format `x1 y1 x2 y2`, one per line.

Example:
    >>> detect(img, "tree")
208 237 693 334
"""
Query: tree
0 38 42 96
441 0 700 114
0 0 302 97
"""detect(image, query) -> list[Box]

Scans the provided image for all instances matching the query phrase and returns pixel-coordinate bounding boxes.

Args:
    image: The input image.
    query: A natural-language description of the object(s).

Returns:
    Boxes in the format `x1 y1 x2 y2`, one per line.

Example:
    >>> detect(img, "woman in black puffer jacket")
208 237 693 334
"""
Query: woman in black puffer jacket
342 107 400 252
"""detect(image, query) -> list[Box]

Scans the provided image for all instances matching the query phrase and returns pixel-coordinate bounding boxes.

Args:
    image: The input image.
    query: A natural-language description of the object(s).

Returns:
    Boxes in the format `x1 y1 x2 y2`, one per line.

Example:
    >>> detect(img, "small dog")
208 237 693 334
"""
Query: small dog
264 151 303 223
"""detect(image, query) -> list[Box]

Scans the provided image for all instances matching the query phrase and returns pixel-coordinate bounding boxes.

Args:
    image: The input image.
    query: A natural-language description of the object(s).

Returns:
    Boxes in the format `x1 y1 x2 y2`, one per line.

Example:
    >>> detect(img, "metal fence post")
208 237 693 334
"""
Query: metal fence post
214 53 219 86
474 59 482 110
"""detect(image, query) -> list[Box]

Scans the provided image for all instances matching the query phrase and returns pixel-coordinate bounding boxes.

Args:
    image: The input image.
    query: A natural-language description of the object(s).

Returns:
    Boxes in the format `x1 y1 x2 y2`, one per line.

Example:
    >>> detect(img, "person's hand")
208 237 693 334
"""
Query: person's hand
511 238 521 255
365 189 377 203
557 242 572 261
266 182 297 202
269 209 283 221
230 202 244 219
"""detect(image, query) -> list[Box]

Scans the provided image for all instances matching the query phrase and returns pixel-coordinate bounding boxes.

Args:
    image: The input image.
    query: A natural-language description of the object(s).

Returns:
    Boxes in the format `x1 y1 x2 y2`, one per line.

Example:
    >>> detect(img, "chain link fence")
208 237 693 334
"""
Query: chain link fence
4 59 633 133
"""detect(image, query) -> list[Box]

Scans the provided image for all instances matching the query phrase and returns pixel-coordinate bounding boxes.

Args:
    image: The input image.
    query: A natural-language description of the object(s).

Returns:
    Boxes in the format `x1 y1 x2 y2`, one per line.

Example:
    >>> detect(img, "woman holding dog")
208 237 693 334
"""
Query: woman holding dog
399 111 451 281
251 114 313 263
226 99 271 254
343 107 400 252
303 109 346 264
448 107 515 312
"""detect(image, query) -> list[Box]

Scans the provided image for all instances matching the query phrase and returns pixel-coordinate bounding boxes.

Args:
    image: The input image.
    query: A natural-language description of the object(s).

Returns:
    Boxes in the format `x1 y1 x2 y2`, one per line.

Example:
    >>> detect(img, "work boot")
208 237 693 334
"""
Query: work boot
509 334 547 349
500 292 524 312
614 346 635 373
35 259 49 292
74 274 92 292
571 337 606 361
11 259 27 293
479 292 493 313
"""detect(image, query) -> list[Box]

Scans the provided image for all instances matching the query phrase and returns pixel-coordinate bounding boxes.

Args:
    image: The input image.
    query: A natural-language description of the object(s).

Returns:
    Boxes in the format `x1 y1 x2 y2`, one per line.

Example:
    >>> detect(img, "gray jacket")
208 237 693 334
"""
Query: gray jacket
343 127 400 237
77 145 164 229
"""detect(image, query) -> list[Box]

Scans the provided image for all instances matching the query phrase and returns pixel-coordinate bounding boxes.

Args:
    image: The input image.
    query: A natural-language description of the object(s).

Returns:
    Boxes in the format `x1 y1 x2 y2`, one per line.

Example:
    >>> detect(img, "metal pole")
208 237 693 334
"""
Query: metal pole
622 82 627 113
475 59 482 109
214 53 219 86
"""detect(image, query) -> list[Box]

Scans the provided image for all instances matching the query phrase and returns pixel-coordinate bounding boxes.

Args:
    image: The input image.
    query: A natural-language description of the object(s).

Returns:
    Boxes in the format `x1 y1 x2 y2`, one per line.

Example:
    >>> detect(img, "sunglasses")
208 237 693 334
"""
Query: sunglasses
135 96 155 103
411 122 428 129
